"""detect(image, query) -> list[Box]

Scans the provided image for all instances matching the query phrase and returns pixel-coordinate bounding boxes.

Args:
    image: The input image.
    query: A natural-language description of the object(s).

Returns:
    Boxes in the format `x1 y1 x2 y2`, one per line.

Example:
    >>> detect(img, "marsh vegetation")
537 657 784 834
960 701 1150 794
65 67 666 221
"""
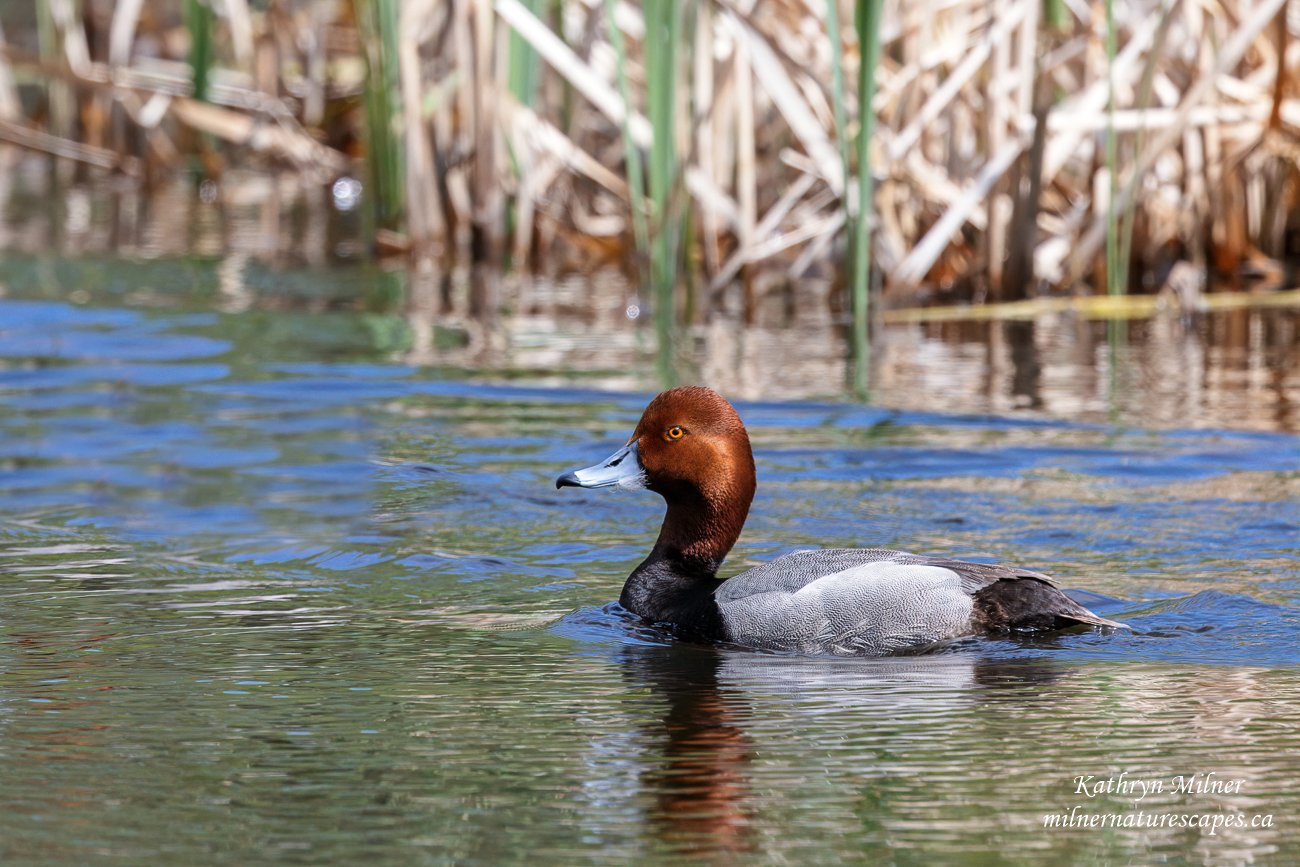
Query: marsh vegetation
0 0 1297 387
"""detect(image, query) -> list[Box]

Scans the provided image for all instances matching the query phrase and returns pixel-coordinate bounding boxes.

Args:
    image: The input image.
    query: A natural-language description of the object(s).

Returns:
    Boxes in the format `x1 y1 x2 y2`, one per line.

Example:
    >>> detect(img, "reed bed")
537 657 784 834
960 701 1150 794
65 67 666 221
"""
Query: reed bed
1 0 1298 317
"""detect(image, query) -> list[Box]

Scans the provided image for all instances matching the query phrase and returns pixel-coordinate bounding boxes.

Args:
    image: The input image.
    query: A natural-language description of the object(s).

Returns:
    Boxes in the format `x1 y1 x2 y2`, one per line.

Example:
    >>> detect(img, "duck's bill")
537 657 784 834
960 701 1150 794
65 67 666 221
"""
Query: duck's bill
556 442 645 490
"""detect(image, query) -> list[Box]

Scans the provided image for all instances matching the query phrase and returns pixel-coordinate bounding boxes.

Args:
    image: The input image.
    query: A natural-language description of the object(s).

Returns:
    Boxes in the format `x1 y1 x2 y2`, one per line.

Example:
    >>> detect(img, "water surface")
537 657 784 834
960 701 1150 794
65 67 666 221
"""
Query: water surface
1 262 1298 864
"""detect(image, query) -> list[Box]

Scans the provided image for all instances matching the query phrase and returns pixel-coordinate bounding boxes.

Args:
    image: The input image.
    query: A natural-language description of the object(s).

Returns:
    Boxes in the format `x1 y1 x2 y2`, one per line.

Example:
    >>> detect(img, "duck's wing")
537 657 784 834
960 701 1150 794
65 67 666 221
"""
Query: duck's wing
716 548 1125 643
716 548 1006 600
905 554 1128 631
713 548 977 654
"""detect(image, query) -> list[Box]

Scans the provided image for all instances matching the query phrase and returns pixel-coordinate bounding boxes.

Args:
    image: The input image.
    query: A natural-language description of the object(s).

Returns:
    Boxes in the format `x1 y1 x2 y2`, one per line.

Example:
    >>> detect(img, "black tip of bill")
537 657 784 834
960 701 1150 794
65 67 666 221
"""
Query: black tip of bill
554 442 641 492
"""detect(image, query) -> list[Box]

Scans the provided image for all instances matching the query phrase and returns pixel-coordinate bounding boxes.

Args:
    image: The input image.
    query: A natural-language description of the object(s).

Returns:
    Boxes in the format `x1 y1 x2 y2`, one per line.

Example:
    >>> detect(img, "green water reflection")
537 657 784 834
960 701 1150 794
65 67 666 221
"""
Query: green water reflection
0 255 1298 864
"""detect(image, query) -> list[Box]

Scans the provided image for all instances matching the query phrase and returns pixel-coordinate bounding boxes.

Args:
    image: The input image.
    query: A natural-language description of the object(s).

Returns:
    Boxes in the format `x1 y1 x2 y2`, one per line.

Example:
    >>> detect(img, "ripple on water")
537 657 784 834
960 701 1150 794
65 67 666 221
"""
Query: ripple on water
0 291 1297 864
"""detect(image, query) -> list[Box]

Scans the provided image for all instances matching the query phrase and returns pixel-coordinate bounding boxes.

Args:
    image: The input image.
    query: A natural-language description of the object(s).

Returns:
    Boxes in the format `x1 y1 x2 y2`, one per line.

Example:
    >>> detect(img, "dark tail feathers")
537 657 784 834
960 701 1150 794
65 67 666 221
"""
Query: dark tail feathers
973 578 1128 633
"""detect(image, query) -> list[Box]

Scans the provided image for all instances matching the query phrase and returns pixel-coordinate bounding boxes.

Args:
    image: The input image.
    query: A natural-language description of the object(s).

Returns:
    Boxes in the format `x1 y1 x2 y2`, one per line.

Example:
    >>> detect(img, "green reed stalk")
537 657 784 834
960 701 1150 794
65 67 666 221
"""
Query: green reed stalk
507 0 542 105
1104 0 1120 296
504 0 542 263
603 0 649 268
643 0 683 384
825 0 850 179
36 0 72 139
35 0 55 68
355 0 404 234
1103 0 1127 412
851 0 883 394
1042 0 1067 32
184 0 215 103
1116 5 1173 300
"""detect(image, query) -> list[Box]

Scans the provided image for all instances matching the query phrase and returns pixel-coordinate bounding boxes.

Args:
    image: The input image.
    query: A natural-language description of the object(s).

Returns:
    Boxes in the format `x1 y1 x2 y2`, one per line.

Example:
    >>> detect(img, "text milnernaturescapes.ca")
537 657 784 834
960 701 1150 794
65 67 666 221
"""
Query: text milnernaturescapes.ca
1043 772 1273 837
1044 807 1272 836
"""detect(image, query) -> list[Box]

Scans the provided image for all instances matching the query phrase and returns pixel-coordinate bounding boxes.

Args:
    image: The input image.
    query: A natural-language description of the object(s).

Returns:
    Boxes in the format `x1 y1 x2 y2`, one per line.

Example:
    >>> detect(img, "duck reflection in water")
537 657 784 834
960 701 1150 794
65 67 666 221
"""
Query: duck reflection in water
619 643 757 857
618 642 1068 858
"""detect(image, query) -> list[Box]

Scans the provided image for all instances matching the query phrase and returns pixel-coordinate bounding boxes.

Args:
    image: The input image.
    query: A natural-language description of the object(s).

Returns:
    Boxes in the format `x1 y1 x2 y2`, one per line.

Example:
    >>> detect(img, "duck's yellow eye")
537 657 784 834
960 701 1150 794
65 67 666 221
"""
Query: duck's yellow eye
666 426 685 441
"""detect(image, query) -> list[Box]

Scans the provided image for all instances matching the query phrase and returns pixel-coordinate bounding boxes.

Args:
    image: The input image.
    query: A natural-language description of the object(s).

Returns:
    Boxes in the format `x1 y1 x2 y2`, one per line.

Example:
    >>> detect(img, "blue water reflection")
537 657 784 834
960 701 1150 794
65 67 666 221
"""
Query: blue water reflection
0 282 1298 864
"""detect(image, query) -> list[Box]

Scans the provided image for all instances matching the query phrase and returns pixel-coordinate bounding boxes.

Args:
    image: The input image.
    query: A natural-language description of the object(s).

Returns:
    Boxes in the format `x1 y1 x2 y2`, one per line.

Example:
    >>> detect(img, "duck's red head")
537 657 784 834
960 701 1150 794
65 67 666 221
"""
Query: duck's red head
557 386 756 572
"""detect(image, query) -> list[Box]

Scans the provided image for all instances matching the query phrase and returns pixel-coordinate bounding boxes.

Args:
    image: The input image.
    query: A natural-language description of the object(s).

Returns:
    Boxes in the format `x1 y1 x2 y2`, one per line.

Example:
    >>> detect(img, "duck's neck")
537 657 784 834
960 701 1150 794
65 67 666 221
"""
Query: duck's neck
619 494 747 635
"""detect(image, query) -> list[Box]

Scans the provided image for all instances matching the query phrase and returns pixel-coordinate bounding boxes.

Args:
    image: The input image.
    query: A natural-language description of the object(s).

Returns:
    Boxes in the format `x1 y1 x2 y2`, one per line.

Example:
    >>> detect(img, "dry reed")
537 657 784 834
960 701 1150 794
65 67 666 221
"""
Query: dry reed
0 0 1297 313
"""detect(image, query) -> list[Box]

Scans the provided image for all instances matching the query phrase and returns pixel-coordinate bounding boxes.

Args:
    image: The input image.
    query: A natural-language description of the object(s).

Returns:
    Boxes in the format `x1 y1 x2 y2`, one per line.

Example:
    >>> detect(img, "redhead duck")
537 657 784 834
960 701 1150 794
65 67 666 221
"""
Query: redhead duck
557 386 1125 656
